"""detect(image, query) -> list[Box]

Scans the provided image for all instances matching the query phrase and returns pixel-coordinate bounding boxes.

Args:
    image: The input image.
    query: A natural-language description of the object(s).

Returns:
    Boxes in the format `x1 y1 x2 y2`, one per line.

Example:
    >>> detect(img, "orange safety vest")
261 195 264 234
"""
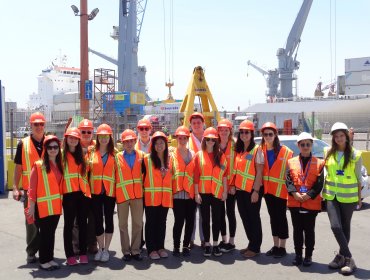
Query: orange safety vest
222 140 235 186
34 160 62 218
197 151 227 199
171 148 195 198
21 136 43 190
143 155 173 208
262 145 293 199
188 133 201 154
287 156 324 211
115 150 145 203
62 152 91 197
135 138 151 153
233 145 258 193
88 149 116 197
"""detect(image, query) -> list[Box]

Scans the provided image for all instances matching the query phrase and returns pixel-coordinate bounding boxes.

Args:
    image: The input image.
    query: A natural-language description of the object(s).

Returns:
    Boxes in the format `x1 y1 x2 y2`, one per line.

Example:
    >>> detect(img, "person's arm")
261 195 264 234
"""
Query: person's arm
355 156 363 207
193 154 202 204
285 167 303 202
222 177 228 201
27 165 38 220
12 141 23 200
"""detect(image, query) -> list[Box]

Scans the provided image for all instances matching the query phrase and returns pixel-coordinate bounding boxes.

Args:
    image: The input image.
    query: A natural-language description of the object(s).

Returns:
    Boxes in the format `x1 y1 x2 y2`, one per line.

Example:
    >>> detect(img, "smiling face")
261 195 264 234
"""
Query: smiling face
98 134 110 146
298 140 312 155
177 135 189 147
154 138 166 154
123 139 136 153
138 126 151 141
190 118 204 135
67 135 80 148
333 130 347 148
31 122 45 137
239 129 252 144
46 141 59 158
262 129 276 145
218 127 231 142
80 128 94 146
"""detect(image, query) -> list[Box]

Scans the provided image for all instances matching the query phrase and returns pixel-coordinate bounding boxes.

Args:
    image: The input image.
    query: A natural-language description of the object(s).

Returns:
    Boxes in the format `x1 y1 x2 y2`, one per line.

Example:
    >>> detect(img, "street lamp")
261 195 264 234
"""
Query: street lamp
71 1 99 118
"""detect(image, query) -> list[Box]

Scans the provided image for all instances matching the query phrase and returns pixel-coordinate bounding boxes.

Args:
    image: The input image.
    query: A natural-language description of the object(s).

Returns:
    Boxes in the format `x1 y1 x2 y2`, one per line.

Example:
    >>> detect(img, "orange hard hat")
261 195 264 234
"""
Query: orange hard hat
175 126 190 137
64 127 81 139
217 118 233 129
203 127 219 139
261 122 277 132
43 135 60 146
151 131 168 141
121 129 137 142
96 124 112 135
189 112 205 122
239 120 255 131
29 112 46 123
78 119 93 129
137 118 152 128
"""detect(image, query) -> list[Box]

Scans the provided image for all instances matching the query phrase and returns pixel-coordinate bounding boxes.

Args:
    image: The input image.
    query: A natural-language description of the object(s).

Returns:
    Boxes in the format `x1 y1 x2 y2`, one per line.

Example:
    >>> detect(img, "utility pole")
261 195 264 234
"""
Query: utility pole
80 0 89 118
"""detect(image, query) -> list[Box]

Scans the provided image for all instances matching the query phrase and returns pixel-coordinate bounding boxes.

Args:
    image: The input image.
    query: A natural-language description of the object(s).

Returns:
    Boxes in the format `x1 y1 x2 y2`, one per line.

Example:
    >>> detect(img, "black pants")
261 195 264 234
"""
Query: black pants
326 198 356 258
172 199 196 249
36 214 60 264
145 206 169 254
63 191 89 258
236 190 263 253
264 193 289 239
199 194 223 243
220 193 237 238
91 194 116 236
290 210 317 257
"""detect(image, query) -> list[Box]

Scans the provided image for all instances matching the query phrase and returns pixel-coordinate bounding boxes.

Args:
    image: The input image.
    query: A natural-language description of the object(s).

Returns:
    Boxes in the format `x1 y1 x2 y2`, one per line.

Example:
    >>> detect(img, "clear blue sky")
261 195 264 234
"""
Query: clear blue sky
1 0 370 111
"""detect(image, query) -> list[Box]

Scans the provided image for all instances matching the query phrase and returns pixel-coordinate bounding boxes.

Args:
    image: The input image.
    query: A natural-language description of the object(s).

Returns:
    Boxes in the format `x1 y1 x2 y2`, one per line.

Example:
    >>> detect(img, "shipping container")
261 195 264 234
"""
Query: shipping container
345 84 370 96
345 71 370 86
345 57 370 72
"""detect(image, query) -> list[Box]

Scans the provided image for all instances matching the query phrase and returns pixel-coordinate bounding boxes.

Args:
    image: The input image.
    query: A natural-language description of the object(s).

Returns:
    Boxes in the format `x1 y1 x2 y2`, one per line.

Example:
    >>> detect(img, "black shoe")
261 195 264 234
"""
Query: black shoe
220 243 235 253
212 246 222 257
131 253 143 261
182 247 191 257
27 254 37 264
189 241 195 249
140 240 146 250
274 247 287 258
172 248 180 257
292 255 303 266
122 254 131 261
218 241 226 250
203 246 212 257
303 256 312 267
266 246 278 257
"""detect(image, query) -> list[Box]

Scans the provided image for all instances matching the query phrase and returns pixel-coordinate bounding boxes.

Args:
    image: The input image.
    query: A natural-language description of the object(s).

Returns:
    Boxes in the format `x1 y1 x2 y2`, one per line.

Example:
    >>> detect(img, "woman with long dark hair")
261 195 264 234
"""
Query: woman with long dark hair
324 122 362 275
27 135 63 270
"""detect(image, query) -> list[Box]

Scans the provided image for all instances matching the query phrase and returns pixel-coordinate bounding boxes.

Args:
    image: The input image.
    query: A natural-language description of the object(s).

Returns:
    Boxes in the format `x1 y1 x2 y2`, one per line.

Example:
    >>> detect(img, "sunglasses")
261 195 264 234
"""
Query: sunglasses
263 132 274 137
33 123 44 127
299 142 312 148
239 130 251 135
139 127 150 131
46 145 59 151
98 135 110 139
205 138 216 142
81 131 92 135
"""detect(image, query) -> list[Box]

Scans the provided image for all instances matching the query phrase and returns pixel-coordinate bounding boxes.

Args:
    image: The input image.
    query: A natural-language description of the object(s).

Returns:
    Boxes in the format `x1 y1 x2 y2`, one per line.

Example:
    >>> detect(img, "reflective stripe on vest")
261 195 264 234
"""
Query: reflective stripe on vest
233 145 257 192
35 160 62 218
172 148 195 198
188 134 201 154
323 148 360 203
21 136 43 190
223 141 235 185
262 145 293 199
63 152 90 196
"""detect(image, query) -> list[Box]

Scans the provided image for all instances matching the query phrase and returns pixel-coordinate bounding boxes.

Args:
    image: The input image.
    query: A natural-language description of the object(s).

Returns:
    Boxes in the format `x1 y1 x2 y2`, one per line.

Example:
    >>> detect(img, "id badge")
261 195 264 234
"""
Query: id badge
300 186 307 193
245 154 253 160
336 170 344 176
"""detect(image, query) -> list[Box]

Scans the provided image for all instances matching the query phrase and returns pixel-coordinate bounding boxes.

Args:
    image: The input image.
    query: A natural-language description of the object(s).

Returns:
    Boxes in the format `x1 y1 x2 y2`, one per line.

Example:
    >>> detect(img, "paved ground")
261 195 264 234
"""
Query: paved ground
0 191 369 280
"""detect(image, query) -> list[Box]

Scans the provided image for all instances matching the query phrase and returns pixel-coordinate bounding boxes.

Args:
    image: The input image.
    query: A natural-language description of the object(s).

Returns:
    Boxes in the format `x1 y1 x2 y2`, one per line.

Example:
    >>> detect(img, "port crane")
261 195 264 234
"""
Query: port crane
248 0 313 99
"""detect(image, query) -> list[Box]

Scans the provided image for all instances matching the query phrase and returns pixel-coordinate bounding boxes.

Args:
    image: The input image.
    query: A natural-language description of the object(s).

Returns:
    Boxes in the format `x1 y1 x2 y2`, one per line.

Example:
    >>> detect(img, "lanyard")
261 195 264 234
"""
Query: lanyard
299 157 312 183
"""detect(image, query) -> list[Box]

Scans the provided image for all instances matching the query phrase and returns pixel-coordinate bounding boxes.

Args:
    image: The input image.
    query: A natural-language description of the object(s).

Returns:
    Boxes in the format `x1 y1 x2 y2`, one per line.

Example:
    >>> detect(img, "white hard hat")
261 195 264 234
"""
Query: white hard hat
330 122 349 135
297 132 313 143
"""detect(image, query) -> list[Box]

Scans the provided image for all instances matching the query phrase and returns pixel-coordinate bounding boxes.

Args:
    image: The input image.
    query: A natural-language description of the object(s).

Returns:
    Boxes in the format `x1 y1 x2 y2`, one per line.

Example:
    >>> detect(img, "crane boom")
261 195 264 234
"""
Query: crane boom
247 60 268 76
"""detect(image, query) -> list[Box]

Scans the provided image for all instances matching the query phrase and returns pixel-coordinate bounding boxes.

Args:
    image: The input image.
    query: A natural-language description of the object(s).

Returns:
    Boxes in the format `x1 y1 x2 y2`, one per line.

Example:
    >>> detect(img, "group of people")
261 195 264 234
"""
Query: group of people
12 112 362 276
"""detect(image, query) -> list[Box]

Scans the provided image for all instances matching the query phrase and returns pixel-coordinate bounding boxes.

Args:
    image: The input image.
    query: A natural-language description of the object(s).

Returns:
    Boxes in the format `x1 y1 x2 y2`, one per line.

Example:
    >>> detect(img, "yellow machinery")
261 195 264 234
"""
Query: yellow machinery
179 66 220 128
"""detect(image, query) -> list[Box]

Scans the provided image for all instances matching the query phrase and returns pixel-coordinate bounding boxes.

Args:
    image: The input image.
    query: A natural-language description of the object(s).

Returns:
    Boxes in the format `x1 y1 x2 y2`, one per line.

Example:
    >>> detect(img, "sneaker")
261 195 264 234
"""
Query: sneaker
149 251 160 260
240 247 249 255
266 246 278 257
341 257 357 275
26 254 37 264
131 253 143 261
292 255 303 266
189 240 195 249
158 249 168 258
67 256 78 266
79 255 89 264
182 247 191 257
39 262 54 271
101 250 110 262
172 248 180 257
220 243 235 253
328 253 345 269
274 247 287 258
243 249 259 258
94 249 103 261
212 246 222 257
303 256 312 267
122 254 131 261
218 241 226 250
203 246 212 257
48 260 60 269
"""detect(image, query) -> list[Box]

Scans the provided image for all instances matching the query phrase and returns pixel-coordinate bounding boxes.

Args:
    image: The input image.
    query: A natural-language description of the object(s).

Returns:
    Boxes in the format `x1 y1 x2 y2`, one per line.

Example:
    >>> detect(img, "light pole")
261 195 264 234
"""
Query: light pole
71 2 99 118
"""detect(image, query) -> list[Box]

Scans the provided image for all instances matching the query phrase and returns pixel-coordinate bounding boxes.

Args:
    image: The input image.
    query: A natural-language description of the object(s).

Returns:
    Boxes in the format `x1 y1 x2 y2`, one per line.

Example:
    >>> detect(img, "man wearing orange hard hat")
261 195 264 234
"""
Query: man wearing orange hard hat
78 119 95 153
13 112 46 264
135 118 152 154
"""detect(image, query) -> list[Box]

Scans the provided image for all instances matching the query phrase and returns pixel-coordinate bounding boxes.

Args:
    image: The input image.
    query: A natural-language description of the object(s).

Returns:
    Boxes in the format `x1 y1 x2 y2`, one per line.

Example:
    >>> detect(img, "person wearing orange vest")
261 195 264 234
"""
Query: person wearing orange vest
188 112 205 248
135 118 152 154
194 127 228 257
13 112 45 263
286 132 324 267
171 126 196 257
62 127 90 266
26 135 63 271
261 122 293 258
77 118 98 255
87 124 117 263
230 120 264 258
116 129 145 261
142 131 174 260
217 119 237 253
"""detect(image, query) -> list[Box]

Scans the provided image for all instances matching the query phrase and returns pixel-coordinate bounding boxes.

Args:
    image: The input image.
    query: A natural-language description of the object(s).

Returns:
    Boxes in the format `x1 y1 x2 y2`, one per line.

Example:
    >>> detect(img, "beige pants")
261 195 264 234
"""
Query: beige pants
117 198 143 255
